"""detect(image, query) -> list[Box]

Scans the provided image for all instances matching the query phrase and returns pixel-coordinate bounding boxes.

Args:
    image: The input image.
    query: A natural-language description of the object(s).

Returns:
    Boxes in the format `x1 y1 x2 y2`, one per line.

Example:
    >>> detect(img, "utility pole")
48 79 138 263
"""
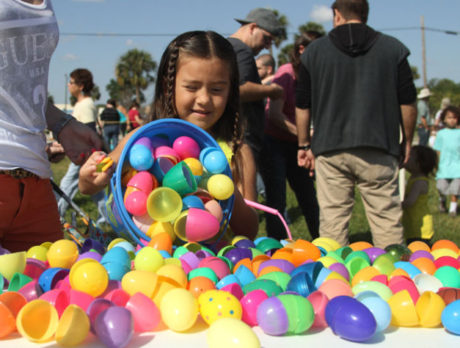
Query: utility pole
421 16 427 87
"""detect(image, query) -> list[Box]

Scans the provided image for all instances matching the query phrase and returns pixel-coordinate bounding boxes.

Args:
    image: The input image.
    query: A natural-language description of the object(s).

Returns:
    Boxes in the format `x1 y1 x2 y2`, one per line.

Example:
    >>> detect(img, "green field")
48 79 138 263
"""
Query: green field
52 158 460 246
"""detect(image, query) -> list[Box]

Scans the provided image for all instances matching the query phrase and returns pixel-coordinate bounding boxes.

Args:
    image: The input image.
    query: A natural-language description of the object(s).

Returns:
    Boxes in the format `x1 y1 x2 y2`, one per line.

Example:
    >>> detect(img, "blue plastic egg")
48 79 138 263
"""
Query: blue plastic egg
129 144 154 171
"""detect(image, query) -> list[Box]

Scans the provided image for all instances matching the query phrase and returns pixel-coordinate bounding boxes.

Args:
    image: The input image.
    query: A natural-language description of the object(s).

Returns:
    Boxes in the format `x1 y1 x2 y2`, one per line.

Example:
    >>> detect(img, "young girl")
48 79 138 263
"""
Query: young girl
402 145 438 244
434 105 460 217
79 31 258 239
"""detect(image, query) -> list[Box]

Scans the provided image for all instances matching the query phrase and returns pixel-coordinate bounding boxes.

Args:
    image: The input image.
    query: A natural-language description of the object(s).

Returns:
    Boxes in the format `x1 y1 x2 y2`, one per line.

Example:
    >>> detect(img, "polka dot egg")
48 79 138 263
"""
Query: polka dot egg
198 289 242 325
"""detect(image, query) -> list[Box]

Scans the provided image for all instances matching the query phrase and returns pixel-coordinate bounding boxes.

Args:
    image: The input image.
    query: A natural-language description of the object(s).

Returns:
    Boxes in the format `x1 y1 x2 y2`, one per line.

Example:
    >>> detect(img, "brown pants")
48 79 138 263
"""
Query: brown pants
0 174 62 251
315 148 403 249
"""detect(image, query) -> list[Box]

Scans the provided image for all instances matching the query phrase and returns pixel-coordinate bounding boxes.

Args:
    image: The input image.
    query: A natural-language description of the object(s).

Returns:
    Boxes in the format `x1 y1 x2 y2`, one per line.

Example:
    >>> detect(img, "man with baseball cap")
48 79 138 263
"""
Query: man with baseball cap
229 8 284 201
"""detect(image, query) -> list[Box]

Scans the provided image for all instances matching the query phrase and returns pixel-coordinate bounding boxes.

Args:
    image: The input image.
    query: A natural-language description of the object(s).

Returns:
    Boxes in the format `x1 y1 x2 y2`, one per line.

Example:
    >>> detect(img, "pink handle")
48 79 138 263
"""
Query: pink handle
244 199 292 240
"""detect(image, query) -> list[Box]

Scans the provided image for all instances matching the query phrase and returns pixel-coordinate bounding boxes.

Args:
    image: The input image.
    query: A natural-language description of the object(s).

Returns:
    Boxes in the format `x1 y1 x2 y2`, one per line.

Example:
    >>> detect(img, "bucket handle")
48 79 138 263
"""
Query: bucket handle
244 199 292 240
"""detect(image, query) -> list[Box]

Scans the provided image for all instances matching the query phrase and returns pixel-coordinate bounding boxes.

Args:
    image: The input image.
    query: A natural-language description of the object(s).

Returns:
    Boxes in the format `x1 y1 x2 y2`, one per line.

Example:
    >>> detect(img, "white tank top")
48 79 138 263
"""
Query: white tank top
0 0 58 178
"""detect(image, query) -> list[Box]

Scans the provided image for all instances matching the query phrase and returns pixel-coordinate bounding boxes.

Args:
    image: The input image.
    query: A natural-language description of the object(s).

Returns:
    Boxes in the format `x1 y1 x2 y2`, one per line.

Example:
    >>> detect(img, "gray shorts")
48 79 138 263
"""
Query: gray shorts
437 178 460 196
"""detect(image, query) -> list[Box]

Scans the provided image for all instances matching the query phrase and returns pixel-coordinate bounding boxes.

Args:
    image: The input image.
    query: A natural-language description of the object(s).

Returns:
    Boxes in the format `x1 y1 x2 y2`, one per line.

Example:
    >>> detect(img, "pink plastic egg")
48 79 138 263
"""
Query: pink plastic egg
173 136 201 160
127 171 156 194
241 289 268 326
125 191 148 216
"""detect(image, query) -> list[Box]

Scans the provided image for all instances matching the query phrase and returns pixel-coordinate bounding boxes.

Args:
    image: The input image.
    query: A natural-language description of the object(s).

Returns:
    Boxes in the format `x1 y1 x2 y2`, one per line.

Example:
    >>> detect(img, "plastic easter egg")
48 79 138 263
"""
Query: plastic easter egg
17 279 43 302
148 232 173 254
94 306 134 348
240 289 269 327
328 262 350 281
411 257 436 275
409 250 434 262
8 272 32 292
207 174 234 200
0 252 26 281
183 157 204 178
225 248 253 266
407 240 431 252
129 143 154 171
55 304 90 346
258 272 291 292
125 292 161 333
415 291 445 327
318 278 353 299
162 161 197 196
307 290 329 329
441 299 460 335
160 288 198 332
387 290 418 326
134 246 164 272
234 264 256 286
27 245 48 262
202 148 227 174
188 276 216 298
434 256 460 269
39 267 69 293
134 137 153 151
286 272 316 297
352 281 393 301
182 195 205 210
16 299 59 343
413 273 443 294
434 266 460 288
150 156 175 182
39 289 69 317
362 247 386 263
388 275 420 304
256 296 288 335
86 298 114 334
0 302 15 338
199 289 242 325
278 294 315 334
217 274 241 289
47 240 79 269
207 317 260 348
101 246 131 267
349 241 374 251
156 263 188 288
351 266 381 287
175 208 220 242
372 254 396 275
147 187 183 222
199 257 231 280
432 239 459 254
431 248 458 260
103 262 130 282
154 145 180 163
385 244 412 262
69 259 109 297
127 171 156 193
356 291 391 333
438 287 460 305
23 258 46 280
132 213 154 234
173 136 201 159
124 190 148 216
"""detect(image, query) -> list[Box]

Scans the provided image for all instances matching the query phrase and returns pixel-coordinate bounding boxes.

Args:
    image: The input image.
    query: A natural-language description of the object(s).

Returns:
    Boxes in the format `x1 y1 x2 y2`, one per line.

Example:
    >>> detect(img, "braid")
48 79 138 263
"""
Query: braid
230 112 243 188
165 42 179 116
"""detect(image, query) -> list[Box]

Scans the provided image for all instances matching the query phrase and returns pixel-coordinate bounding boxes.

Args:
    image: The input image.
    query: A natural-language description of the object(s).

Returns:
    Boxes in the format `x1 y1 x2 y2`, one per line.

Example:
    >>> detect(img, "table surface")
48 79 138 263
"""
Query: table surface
2 320 458 348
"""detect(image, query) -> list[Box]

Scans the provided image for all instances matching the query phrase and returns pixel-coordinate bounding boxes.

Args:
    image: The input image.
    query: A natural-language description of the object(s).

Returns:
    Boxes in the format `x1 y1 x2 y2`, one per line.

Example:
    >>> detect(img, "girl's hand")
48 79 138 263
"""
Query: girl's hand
78 151 115 195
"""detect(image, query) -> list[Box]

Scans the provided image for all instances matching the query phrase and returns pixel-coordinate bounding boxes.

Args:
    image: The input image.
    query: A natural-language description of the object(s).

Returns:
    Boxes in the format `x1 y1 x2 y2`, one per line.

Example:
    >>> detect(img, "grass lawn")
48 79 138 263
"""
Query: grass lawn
52 158 460 246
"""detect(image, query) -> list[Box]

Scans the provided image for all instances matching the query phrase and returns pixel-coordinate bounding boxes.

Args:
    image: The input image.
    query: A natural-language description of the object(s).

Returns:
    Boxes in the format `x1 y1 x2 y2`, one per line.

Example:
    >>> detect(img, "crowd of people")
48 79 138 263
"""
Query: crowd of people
1 0 459 253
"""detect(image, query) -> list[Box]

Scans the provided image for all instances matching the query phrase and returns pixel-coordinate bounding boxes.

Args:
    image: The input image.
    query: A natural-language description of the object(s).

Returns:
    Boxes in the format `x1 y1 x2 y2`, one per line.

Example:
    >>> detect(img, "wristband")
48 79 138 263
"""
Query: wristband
298 144 311 151
51 114 74 140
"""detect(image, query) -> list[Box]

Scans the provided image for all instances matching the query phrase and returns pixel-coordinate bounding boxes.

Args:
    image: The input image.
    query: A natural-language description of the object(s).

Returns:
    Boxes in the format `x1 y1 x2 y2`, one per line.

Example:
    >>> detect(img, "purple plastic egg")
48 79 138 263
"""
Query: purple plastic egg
259 259 295 275
362 247 386 264
409 250 434 262
234 239 256 249
325 295 358 328
328 263 350 281
94 306 134 348
134 137 153 152
330 297 377 342
224 248 253 265
86 298 115 334
256 296 289 336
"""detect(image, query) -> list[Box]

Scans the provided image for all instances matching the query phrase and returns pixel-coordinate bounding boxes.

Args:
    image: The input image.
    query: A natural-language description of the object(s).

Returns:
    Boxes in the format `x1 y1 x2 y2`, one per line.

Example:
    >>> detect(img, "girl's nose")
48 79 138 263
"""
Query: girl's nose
196 89 211 105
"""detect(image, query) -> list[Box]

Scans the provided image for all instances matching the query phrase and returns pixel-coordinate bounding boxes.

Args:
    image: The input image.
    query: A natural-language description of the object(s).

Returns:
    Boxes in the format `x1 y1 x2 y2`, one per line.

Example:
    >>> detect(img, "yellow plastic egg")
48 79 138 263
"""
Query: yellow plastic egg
160 288 198 332
207 174 234 200
198 290 242 325
47 240 79 269
207 318 260 348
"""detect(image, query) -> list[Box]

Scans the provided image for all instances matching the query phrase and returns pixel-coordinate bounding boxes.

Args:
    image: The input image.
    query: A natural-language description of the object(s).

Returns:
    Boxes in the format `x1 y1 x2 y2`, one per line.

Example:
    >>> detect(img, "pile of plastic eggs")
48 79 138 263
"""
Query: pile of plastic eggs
121 133 234 245
0 236 460 347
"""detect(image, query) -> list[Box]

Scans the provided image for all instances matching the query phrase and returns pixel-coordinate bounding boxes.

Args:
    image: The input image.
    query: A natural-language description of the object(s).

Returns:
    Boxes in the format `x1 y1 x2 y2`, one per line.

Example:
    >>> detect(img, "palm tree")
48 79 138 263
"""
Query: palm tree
115 49 156 104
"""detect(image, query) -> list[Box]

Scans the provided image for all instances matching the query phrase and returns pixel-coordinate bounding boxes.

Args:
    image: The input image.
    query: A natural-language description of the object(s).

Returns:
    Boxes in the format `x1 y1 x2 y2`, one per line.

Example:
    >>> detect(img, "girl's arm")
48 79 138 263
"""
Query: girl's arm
229 188 258 240
402 179 428 209
268 98 298 136
78 128 139 194
238 143 258 201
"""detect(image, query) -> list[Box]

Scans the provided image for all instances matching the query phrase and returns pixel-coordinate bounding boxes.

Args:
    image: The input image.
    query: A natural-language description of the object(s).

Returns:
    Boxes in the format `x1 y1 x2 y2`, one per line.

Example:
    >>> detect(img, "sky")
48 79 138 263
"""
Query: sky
49 0 460 105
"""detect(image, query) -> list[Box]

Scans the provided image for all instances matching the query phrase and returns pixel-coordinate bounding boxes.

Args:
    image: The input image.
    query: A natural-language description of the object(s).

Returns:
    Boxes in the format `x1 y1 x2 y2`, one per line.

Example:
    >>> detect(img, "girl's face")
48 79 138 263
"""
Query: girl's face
174 56 230 132
67 78 82 98
444 111 459 129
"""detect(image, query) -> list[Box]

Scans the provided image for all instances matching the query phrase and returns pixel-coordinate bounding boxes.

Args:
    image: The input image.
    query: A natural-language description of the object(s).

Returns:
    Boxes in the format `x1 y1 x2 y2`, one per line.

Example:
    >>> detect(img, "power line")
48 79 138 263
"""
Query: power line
60 26 460 38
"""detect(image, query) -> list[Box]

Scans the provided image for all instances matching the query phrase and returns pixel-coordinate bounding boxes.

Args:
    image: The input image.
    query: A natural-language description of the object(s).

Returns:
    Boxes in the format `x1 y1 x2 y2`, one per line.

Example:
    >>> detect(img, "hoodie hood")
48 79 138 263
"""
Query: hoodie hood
329 23 380 57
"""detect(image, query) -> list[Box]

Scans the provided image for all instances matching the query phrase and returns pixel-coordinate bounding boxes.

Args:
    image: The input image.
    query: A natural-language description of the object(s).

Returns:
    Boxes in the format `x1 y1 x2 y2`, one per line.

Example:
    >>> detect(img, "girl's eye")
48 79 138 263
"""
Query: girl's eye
184 85 198 91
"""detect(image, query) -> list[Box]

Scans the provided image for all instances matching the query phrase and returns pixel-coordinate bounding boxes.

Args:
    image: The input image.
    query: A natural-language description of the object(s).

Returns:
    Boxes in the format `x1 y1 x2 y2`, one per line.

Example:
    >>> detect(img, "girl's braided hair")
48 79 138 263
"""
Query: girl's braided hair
150 31 245 186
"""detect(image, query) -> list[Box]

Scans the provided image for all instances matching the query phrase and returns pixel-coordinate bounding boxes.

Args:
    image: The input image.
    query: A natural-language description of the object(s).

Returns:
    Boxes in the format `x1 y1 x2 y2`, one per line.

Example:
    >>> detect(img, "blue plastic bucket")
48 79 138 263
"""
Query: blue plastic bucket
105 119 234 246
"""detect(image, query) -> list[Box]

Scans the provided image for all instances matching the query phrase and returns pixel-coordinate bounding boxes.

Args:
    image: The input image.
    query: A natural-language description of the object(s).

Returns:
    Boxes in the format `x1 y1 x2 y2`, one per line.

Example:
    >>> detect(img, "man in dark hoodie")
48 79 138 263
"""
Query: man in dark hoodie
295 0 417 248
